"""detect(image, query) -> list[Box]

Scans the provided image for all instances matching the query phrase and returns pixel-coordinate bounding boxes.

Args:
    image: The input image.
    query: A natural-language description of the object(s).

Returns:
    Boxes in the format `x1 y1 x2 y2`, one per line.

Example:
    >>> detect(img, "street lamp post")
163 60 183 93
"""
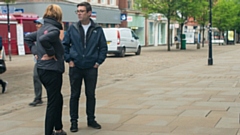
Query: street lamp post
208 0 213 65
7 3 12 61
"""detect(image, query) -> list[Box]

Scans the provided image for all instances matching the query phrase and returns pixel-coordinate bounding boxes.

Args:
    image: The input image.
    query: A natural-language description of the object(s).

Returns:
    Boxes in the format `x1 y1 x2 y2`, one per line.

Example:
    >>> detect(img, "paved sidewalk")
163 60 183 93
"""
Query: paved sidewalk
1 44 240 135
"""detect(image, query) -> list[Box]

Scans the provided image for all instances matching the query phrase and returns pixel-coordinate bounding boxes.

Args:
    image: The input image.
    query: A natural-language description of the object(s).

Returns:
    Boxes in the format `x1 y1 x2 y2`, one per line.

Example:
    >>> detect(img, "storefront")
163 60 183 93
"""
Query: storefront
0 2 121 55
0 14 18 55
14 13 39 54
0 13 39 55
183 17 199 44
147 13 167 46
127 14 145 46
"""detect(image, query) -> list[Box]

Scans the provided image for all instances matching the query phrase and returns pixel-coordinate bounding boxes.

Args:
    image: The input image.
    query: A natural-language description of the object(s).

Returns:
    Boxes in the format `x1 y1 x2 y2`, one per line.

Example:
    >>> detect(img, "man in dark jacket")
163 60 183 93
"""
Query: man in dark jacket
62 2 107 133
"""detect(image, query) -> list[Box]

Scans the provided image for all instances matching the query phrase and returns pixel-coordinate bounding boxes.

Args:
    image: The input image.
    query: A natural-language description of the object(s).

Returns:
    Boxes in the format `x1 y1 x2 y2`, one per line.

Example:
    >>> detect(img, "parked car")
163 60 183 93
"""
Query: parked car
103 28 141 57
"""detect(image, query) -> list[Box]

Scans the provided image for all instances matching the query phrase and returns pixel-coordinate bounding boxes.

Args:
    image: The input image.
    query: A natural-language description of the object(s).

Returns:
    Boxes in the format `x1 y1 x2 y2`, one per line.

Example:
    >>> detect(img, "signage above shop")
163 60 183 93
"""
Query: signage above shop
0 14 12 19
127 16 132 22
131 26 138 29
0 6 24 14
0 14 16 20
15 8 24 13
175 24 179 28
0 6 15 14
120 13 127 21
91 11 97 20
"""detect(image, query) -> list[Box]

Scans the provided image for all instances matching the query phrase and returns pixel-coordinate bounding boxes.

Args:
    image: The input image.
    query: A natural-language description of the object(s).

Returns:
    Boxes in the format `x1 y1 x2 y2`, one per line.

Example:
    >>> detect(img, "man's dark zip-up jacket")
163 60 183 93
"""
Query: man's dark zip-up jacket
62 19 107 69
24 17 65 73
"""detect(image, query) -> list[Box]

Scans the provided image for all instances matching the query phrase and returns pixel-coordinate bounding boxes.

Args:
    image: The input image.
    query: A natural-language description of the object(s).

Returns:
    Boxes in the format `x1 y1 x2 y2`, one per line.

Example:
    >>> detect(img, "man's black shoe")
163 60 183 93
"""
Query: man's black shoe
70 122 78 132
54 130 67 135
29 100 43 107
88 121 101 129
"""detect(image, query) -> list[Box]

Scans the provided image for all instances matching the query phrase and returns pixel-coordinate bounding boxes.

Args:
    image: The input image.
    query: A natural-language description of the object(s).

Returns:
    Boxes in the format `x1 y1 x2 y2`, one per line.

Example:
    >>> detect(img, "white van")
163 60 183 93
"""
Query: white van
103 28 141 57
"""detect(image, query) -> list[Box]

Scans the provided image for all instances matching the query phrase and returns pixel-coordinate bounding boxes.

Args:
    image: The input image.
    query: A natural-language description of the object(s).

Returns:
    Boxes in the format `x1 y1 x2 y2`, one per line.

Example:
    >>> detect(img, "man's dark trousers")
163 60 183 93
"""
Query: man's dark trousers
69 67 98 123
33 63 42 101
38 69 63 135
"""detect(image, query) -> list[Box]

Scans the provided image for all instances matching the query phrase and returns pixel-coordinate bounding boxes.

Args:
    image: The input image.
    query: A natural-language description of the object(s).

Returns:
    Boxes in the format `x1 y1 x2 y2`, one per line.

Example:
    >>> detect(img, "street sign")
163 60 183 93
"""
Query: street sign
120 13 127 21
1 9 7 14
91 11 97 20
127 16 132 22
15 8 24 13
0 6 15 14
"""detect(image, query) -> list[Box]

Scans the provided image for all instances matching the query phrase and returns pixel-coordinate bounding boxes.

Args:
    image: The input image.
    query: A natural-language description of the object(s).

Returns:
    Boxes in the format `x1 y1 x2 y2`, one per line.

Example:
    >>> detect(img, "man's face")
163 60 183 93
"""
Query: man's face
76 6 91 22
36 23 42 30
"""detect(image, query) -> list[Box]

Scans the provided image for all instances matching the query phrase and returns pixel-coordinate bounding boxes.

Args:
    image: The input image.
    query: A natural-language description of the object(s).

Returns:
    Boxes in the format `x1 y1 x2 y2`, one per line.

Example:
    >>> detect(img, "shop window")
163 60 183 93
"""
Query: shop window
98 23 107 28
148 22 154 45
128 0 133 9
111 24 115 28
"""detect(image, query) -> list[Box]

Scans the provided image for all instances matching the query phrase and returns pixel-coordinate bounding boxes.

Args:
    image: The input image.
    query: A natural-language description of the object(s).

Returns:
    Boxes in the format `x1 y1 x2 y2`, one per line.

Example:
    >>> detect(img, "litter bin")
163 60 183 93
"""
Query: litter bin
181 34 186 50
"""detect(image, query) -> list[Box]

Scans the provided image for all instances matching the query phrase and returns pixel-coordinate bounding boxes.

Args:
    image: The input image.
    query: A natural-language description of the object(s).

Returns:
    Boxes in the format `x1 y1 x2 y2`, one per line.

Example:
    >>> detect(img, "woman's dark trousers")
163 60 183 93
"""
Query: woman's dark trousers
37 69 63 135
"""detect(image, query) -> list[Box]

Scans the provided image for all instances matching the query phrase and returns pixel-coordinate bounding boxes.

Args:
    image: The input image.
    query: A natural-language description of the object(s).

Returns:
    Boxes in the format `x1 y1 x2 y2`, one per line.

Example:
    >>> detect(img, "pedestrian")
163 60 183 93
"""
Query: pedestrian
174 35 179 43
62 2 107 132
29 18 44 107
24 4 66 135
0 79 7 93
0 37 7 94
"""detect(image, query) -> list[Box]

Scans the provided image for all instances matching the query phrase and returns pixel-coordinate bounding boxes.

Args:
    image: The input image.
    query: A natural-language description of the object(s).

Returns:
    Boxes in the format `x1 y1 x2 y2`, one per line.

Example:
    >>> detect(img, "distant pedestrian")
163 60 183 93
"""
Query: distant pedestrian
174 35 179 43
62 2 107 133
29 18 44 107
0 37 7 94
0 78 7 93
24 4 66 135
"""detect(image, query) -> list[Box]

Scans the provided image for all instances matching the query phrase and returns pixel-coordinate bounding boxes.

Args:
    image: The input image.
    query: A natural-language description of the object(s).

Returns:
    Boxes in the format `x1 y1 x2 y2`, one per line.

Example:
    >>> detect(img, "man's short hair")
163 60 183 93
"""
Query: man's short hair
77 2 92 12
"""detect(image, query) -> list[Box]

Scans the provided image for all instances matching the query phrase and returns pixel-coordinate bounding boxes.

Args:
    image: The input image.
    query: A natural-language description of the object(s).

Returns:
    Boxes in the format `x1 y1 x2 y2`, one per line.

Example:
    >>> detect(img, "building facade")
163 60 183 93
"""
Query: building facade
119 0 145 46
147 13 168 46
11 0 121 26
119 0 169 46
0 0 121 55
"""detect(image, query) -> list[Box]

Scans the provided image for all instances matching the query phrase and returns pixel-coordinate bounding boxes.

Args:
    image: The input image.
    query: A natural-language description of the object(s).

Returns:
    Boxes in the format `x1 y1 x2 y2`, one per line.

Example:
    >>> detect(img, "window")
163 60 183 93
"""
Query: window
148 22 154 45
91 0 98 3
101 0 106 4
131 31 138 39
110 0 116 5
128 0 132 9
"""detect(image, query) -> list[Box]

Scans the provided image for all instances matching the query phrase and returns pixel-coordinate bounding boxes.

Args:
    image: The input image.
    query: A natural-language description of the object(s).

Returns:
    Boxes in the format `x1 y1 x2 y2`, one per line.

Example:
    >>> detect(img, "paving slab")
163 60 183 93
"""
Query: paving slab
1 44 240 135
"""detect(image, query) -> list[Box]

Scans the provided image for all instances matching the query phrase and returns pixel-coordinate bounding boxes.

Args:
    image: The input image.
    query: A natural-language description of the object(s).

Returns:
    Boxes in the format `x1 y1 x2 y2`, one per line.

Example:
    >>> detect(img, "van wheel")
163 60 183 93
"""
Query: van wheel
135 46 141 55
119 48 125 57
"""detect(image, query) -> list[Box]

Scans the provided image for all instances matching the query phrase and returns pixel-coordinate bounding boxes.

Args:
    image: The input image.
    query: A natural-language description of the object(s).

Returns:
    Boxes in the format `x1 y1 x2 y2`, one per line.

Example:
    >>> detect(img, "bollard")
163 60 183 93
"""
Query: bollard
176 43 179 49
197 43 200 49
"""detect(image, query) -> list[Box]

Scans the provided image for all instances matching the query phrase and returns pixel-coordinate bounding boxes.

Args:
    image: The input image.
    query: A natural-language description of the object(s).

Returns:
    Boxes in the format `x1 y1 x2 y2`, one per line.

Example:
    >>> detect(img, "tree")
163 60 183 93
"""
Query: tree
231 0 240 43
174 0 201 49
194 0 209 47
2 0 15 2
212 0 238 45
135 0 178 51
